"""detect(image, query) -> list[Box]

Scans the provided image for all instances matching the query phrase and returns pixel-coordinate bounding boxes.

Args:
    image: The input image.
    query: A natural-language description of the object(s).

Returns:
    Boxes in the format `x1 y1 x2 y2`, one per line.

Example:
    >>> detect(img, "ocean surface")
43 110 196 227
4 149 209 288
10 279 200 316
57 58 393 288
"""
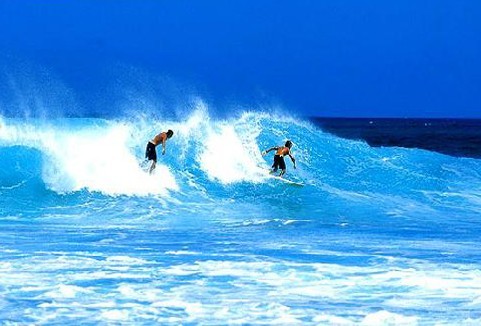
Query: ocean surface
1 110 481 325
314 118 481 159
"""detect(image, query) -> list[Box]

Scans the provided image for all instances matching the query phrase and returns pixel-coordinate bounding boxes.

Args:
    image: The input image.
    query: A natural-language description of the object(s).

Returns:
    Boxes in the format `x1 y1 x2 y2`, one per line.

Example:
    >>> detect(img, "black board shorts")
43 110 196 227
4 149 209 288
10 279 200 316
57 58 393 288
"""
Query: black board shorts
145 142 157 162
272 155 286 171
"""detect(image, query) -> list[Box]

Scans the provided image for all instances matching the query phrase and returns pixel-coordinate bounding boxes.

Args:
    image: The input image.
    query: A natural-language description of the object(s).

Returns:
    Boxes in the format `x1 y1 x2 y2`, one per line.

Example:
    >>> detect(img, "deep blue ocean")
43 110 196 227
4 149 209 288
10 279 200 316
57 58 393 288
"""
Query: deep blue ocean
1 108 481 325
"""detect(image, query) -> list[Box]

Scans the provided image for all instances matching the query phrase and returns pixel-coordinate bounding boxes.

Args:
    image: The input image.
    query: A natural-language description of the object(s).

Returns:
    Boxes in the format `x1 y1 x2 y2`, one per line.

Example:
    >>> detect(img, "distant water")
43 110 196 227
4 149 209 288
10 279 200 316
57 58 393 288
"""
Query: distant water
1 110 481 324
313 118 481 159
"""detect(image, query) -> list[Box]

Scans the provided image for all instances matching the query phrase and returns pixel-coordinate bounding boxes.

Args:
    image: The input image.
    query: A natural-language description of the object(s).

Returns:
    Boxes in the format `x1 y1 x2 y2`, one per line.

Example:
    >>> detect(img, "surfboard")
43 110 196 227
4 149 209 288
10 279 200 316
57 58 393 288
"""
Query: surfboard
258 166 304 186
269 175 304 187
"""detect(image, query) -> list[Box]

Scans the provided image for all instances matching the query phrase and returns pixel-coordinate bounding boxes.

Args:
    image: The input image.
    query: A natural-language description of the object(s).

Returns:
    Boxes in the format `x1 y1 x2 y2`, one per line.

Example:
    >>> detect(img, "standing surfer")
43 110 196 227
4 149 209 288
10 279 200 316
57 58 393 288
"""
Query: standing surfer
262 140 296 177
145 129 174 174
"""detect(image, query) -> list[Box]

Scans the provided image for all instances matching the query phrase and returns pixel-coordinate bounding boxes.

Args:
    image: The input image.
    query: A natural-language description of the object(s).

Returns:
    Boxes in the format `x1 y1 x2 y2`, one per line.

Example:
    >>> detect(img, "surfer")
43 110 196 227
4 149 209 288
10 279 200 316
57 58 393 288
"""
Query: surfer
145 129 174 174
262 140 296 177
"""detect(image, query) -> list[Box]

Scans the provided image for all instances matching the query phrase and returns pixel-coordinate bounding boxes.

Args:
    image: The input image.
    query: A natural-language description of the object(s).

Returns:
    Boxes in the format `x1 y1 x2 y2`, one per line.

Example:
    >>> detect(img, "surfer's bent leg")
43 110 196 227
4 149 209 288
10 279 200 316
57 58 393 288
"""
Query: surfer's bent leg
278 156 286 177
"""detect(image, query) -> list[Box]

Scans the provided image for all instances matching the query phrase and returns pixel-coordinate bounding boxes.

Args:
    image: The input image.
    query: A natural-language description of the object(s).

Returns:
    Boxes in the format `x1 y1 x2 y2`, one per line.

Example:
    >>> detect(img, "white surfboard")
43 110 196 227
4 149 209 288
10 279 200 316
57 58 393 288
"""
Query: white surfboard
269 175 304 187
257 165 304 186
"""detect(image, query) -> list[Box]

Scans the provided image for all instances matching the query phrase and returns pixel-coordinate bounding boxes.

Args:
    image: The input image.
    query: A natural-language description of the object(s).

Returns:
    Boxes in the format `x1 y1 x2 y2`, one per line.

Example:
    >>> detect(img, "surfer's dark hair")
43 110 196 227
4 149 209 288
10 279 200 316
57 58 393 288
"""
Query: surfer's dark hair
285 140 292 148
167 130 174 138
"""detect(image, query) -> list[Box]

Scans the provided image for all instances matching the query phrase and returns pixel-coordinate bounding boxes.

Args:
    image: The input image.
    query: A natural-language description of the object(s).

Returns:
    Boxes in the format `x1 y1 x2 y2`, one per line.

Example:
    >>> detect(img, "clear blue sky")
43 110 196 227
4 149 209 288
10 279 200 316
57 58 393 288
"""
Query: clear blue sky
0 0 480 117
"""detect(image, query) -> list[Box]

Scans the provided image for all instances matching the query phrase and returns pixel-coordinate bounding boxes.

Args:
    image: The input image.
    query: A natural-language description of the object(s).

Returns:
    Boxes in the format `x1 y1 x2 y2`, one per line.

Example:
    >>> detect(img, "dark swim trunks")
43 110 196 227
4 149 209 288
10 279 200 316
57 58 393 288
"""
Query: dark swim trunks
272 155 286 171
145 142 157 163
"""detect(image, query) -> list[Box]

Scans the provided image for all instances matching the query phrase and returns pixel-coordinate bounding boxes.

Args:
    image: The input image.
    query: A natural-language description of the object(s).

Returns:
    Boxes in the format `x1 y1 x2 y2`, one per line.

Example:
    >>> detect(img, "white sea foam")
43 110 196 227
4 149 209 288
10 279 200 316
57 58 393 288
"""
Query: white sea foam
100 309 130 321
1 252 481 324
198 123 265 184
41 123 178 195
361 310 418 325
44 284 92 299
164 250 199 255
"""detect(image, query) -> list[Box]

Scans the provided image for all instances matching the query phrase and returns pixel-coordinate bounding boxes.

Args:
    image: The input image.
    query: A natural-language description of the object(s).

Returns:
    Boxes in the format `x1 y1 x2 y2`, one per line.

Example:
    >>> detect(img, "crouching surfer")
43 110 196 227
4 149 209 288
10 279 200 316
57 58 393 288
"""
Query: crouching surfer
262 140 296 177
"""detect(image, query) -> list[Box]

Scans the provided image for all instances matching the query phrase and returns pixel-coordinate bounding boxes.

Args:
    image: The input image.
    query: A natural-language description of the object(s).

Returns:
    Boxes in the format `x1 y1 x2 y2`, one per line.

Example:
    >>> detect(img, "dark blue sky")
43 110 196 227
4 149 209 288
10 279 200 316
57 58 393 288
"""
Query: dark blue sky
0 0 480 117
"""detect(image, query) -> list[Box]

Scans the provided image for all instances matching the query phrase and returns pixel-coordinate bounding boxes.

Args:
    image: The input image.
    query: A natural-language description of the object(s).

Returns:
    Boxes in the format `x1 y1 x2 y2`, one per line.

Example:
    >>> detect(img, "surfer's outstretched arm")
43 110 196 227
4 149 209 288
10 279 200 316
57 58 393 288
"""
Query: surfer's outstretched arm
262 147 278 156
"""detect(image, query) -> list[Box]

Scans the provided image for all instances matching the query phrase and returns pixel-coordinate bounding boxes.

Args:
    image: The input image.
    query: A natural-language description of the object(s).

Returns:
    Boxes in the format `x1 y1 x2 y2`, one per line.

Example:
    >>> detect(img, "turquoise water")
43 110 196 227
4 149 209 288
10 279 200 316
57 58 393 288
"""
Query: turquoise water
1 109 481 324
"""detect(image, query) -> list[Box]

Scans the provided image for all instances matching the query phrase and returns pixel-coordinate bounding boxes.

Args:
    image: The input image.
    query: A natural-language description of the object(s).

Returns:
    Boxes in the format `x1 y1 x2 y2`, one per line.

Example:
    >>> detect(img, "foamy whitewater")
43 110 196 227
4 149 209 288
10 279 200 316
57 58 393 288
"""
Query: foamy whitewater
1 106 481 325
